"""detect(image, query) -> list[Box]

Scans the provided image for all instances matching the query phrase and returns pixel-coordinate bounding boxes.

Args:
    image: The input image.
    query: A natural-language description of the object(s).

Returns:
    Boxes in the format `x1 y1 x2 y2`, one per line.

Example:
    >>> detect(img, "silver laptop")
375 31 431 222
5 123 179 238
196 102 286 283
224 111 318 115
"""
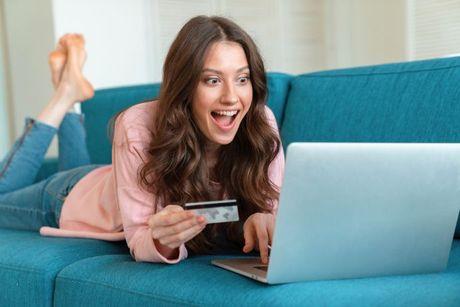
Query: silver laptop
212 142 460 284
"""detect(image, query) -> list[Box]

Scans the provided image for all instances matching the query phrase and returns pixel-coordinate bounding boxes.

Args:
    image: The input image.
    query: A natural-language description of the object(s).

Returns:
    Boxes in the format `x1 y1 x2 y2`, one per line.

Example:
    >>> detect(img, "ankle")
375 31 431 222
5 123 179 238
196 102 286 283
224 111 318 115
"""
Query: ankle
67 103 81 114
55 82 76 102
37 91 77 128
36 103 69 129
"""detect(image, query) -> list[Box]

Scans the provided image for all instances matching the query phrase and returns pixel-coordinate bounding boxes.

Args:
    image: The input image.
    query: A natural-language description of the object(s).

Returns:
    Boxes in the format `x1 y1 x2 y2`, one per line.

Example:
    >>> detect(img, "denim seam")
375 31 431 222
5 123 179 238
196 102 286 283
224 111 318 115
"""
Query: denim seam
0 119 56 187
0 204 56 229
44 185 66 202
0 204 49 215
0 122 34 180
55 276 202 306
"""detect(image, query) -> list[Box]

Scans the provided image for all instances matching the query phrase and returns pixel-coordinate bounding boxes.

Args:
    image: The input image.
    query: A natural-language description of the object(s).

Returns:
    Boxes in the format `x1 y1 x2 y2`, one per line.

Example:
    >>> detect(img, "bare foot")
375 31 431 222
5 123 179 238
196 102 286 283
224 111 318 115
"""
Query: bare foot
48 43 66 90
58 33 87 70
57 34 94 103
49 33 88 90
37 33 94 128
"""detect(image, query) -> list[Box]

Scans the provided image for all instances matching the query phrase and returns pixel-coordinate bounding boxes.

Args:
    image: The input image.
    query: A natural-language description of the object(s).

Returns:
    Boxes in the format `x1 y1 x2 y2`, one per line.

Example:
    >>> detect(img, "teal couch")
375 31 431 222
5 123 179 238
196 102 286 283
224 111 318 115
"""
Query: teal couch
1 57 460 306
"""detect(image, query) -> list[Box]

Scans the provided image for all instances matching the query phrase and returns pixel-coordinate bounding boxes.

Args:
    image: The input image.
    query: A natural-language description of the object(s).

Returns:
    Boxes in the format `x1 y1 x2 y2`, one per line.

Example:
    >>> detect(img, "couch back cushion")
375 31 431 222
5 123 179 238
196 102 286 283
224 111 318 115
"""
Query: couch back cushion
81 72 292 165
81 84 161 164
281 56 460 238
281 56 460 146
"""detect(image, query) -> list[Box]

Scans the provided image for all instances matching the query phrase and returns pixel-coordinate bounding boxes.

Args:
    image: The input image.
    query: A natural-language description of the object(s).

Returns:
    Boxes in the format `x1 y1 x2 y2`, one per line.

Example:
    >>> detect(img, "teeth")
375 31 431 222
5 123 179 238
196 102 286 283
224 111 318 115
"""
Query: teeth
214 110 238 116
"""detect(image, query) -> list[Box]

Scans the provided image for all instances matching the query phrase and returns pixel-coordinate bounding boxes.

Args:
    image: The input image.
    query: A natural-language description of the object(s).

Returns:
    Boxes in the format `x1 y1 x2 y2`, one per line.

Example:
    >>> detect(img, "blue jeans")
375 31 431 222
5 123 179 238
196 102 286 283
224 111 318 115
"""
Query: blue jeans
0 113 103 231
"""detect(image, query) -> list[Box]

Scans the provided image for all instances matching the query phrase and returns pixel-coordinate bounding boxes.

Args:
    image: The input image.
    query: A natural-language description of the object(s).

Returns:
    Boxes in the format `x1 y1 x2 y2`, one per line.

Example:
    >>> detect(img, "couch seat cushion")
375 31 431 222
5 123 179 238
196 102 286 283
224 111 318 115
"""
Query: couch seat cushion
54 240 460 306
0 228 129 307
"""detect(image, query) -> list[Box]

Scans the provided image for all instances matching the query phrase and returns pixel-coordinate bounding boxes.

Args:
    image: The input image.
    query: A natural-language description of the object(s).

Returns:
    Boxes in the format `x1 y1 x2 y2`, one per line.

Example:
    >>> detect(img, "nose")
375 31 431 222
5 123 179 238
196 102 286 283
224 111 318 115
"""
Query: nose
220 82 238 104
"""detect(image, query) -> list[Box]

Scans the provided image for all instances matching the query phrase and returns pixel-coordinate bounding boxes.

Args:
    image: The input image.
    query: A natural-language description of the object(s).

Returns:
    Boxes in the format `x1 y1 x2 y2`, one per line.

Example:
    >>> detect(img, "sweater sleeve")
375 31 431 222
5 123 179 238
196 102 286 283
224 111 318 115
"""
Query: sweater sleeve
112 111 188 264
265 106 285 216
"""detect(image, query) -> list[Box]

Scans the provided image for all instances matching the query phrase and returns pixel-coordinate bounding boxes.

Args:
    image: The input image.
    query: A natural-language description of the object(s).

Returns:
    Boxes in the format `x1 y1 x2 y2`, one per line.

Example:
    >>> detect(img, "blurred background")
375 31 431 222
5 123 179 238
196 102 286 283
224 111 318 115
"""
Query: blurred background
0 0 459 157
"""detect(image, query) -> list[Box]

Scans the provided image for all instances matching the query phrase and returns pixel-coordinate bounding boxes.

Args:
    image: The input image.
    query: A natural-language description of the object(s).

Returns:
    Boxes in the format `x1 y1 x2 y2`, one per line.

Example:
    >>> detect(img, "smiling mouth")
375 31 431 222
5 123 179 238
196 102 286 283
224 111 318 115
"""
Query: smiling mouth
210 110 240 128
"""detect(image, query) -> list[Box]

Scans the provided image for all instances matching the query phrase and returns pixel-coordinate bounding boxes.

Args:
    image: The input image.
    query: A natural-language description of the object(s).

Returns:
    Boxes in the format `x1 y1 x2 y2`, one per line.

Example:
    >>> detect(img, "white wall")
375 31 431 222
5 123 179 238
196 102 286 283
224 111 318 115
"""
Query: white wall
3 0 55 154
52 0 158 88
325 0 407 70
2 0 410 158
3 0 159 157
408 0 460 60
221 0 326 74
0 2 11 157
0 51 9 157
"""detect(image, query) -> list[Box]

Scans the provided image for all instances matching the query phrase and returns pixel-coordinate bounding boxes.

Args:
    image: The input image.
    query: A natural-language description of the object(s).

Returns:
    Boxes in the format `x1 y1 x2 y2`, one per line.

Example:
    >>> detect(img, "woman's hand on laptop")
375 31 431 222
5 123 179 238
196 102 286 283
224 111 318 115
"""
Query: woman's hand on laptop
242 212 275 264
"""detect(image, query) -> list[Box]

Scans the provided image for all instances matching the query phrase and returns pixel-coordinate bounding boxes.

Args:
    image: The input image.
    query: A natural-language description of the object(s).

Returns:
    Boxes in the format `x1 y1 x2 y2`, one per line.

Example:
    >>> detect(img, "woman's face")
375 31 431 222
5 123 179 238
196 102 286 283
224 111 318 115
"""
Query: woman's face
192 41 253 147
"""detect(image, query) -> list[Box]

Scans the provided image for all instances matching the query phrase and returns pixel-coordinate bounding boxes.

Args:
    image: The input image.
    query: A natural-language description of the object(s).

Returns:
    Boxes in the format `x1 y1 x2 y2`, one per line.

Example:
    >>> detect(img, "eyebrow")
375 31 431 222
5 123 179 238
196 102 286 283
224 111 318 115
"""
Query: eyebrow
202 66 250 74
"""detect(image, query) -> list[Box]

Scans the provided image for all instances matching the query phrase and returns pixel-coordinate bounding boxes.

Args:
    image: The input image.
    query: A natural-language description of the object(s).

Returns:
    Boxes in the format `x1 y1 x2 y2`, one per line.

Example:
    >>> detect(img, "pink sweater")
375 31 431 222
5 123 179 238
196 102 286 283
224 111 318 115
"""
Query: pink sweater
40 101 285 263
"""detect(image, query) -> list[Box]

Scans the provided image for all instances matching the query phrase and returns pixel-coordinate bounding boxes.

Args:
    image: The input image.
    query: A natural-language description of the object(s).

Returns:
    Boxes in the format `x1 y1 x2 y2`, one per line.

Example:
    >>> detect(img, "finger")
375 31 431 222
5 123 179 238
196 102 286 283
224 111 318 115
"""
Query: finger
255 225 269 264
156 210 194 227
268 222 274 257
180 222 207 244
268 216 274 245
243 223 255 253
161 204 183 214
160 222 206 246
153 215 205 239
149 208 192 229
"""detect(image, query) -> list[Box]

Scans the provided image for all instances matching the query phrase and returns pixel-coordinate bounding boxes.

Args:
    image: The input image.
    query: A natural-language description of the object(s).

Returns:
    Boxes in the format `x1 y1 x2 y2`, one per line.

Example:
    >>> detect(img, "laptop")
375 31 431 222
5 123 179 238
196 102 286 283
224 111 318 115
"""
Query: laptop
211 142 460 284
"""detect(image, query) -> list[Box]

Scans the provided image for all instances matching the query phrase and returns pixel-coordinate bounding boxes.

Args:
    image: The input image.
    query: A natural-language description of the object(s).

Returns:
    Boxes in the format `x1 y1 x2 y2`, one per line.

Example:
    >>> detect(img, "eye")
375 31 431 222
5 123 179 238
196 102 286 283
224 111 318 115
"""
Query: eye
238 76 250 85
205 77 220 86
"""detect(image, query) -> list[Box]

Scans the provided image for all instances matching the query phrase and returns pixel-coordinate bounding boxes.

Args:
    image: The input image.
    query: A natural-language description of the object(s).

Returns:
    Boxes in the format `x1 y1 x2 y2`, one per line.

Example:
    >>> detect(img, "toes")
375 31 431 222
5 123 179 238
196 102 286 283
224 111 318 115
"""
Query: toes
59 33 86 69
76 33 85 45
48 50 66 68
49 51 66 89
56 41 66 53
58 33 72 48
60 33 85 49
54 33 91 98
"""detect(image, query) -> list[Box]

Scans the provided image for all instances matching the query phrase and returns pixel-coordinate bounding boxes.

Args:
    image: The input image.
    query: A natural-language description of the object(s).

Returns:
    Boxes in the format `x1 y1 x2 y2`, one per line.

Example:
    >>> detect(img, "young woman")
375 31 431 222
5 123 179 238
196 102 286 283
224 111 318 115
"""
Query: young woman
0 16 284 265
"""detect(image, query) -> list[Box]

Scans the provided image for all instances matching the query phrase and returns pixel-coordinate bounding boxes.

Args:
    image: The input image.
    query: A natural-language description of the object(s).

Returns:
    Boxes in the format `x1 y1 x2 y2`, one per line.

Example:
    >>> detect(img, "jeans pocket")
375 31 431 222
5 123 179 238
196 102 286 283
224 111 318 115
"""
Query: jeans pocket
43 165 102 225
45 165 99 200
45 173 74 202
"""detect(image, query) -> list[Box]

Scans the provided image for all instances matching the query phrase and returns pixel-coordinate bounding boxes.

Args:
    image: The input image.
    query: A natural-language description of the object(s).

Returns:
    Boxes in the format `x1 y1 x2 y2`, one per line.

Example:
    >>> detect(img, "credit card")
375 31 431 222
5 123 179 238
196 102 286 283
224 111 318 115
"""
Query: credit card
184 199 239 224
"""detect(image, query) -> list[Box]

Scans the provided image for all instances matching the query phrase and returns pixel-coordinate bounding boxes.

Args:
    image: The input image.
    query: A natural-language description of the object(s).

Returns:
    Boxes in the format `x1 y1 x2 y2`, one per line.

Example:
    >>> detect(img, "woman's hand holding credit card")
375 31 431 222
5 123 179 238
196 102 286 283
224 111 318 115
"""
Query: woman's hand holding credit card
150 201 272 264
148 200 239 258
148 205 207 257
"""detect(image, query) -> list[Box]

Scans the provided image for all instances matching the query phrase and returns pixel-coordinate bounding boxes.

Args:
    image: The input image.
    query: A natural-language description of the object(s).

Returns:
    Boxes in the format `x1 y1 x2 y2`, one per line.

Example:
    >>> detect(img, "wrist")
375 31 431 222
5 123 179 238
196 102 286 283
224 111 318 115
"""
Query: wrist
153 238 180 260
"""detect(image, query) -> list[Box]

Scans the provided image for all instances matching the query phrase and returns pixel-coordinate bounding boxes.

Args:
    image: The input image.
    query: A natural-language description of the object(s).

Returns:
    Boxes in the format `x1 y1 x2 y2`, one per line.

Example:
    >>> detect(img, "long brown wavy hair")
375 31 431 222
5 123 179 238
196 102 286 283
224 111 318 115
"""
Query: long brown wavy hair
138 15 281 255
